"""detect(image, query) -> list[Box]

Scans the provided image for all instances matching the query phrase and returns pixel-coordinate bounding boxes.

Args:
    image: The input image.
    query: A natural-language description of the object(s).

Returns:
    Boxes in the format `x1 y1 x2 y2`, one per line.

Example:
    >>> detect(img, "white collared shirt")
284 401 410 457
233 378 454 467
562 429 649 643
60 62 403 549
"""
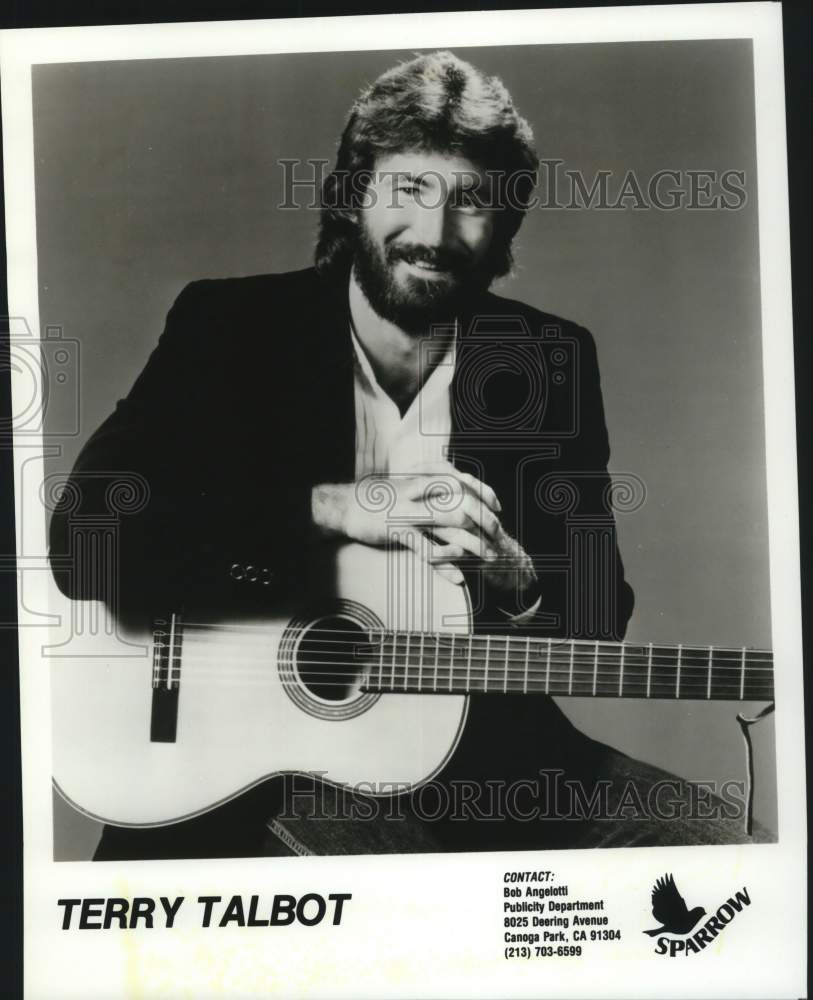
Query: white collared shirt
350 325 456 478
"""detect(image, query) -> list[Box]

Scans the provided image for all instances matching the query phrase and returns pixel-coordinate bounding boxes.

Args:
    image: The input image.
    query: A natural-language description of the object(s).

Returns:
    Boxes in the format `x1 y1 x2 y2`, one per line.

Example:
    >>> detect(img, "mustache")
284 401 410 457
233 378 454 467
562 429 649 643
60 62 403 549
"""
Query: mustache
385 242 470 273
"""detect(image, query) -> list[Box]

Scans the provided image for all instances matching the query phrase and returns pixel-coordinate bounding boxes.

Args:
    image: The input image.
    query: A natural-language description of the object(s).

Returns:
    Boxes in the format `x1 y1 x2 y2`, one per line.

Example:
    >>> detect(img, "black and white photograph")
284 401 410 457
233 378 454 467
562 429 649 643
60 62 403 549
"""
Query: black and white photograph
1 4 806 998
37 33 779 860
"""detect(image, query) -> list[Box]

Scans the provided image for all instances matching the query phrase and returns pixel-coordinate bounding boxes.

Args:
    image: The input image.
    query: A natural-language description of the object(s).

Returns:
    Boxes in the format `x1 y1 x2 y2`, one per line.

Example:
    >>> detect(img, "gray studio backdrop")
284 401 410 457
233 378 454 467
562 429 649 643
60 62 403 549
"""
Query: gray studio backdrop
32 40 775 859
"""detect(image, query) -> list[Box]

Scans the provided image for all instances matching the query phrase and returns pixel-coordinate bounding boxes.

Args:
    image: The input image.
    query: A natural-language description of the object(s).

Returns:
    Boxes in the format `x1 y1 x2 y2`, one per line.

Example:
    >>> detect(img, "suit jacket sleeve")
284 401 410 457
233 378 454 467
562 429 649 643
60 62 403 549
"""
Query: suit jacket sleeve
483 322 635 641
557 323 635 640
48 281 314 610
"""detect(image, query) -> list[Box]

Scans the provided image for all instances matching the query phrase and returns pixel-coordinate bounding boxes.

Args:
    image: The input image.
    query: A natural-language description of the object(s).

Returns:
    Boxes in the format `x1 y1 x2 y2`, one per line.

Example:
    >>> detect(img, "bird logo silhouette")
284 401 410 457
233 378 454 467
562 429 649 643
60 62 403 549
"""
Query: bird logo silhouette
644 874 706 936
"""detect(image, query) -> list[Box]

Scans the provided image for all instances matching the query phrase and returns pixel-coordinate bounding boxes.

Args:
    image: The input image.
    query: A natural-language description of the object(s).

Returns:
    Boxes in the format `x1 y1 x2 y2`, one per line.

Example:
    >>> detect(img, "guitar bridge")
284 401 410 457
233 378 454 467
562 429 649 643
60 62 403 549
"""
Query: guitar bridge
150 612 183 742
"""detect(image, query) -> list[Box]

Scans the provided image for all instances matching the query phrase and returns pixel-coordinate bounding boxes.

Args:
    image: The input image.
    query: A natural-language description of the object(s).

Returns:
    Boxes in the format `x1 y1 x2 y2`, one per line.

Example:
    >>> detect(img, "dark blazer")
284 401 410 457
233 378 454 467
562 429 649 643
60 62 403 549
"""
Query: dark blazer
50 266 633 640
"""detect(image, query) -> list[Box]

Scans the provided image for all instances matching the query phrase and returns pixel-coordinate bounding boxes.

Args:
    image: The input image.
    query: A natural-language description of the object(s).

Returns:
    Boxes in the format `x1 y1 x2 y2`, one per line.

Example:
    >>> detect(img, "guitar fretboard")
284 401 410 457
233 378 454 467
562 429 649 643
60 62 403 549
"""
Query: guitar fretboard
362 632 774 702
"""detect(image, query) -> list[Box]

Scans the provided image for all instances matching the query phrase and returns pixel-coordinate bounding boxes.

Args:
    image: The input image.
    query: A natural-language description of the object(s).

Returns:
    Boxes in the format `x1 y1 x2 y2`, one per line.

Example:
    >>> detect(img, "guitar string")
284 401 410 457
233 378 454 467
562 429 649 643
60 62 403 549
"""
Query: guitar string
169 659 772 678
168 649 773 674
157 656 772 675
168 647 773 673
177 621 772 660
174 628 772 665
178 640 774 668
148 674 773 696
149 659 774 690
153 664 774 687
180 623 773 653
149 671 774 702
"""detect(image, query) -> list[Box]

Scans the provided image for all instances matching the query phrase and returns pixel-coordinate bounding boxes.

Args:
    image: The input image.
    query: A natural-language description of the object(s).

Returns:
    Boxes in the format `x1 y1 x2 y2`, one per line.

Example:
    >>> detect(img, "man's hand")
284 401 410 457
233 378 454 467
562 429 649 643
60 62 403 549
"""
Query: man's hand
434 519 538 594
311 462 536 593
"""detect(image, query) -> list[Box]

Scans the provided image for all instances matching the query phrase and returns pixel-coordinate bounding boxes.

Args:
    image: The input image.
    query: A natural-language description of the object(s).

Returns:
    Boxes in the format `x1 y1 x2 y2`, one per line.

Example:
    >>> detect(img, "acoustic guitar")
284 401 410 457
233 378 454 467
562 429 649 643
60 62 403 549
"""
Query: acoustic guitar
50 541 774 829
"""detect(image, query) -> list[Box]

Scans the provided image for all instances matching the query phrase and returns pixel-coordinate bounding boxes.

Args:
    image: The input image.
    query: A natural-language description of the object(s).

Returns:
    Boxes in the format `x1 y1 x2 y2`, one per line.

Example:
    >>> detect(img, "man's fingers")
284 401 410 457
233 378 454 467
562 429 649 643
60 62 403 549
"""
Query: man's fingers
405 472 462 504
431 562 466 585
448 493 500 538
426 545 465 584
399 529 464 585
419 498 497 538
408 479 501 538
407 462 502 513
456 469 501 514
432 526 491 560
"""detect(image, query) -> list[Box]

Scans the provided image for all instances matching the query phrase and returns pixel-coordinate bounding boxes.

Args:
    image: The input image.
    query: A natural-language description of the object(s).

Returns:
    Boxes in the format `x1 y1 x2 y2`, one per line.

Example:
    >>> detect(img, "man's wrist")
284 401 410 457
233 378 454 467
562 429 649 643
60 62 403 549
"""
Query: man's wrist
311 483 349 539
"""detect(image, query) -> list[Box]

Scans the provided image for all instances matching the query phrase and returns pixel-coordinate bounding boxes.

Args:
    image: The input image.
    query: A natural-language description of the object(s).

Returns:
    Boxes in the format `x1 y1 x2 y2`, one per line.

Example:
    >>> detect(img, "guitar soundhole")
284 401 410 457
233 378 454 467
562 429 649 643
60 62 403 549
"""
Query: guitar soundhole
296 616 370 702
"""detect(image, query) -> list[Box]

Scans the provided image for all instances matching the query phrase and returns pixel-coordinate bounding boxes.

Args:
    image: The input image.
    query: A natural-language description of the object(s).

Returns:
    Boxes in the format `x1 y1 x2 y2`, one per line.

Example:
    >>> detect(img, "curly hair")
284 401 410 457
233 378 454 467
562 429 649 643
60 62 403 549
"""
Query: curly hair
315 51 538 280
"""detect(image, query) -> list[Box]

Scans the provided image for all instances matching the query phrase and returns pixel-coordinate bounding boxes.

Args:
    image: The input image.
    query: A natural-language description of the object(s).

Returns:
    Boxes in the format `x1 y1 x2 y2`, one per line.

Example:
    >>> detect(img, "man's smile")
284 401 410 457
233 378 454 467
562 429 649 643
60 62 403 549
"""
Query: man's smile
401 259 451 279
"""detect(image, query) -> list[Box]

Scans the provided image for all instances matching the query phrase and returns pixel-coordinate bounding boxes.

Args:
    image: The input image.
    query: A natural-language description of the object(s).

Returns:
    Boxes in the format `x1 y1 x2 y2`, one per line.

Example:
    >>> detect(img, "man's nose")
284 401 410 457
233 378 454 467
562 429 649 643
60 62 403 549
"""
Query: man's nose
411 199 453 247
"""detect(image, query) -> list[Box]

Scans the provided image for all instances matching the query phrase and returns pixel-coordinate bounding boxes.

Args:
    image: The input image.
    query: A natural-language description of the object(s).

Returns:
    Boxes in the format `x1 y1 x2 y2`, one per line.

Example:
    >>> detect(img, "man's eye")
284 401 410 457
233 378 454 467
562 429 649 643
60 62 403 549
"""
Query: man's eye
396 183 421 195
456 190 484 212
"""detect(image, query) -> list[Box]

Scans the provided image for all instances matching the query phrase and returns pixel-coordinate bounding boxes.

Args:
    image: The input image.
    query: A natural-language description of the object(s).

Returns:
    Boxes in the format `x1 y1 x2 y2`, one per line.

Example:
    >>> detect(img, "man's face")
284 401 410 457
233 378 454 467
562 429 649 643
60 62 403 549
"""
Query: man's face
352 150 498 330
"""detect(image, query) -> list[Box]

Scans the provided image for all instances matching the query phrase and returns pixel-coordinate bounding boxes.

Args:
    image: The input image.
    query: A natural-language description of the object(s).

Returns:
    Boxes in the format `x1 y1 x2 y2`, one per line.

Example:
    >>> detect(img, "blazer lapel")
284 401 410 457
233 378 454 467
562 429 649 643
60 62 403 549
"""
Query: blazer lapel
310 272 356 482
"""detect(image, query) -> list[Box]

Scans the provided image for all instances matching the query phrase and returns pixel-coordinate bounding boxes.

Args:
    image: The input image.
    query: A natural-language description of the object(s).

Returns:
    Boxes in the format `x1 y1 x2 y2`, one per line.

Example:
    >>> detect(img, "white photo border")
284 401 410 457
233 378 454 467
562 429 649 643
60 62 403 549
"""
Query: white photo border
1 4 805 998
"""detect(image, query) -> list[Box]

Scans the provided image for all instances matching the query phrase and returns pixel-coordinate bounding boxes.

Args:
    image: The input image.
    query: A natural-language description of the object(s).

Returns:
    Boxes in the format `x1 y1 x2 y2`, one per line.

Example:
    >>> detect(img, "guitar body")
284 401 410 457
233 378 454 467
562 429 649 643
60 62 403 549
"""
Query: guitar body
51 543 471 827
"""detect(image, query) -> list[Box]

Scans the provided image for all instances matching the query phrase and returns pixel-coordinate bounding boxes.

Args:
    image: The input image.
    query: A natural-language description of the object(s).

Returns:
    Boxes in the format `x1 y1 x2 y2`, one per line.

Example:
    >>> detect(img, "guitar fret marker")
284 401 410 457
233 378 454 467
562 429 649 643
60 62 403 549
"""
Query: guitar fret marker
524 637 530 694
545 639 551 693
167 613 176 691
466 634 472 692
593 641 598 696
568 642 574 695
676 643 682 699
647 643 652 698
417 632 424 692
433 634 439 692
449 634 455 693
151 619 166 689
740 647 746 700
619 641 624 698
503 637 509 694
484 635 490 692
403 632 410 692
707 646 713 699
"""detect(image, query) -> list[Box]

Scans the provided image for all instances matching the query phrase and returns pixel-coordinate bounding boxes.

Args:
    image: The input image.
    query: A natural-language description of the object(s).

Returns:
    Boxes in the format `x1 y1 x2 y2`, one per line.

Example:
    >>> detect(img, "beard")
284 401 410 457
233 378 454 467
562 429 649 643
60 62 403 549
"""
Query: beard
351 222 498 332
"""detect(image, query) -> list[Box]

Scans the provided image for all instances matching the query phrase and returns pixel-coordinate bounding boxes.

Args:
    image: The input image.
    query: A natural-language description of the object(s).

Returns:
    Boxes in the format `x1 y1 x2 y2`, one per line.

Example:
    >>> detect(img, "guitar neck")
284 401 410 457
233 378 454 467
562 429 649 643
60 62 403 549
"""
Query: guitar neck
363 632 774 702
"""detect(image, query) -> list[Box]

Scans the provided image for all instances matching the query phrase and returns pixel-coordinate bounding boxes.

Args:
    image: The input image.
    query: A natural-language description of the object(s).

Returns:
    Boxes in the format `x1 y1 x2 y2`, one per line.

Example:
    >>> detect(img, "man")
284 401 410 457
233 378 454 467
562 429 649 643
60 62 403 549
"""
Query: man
50 51 762 858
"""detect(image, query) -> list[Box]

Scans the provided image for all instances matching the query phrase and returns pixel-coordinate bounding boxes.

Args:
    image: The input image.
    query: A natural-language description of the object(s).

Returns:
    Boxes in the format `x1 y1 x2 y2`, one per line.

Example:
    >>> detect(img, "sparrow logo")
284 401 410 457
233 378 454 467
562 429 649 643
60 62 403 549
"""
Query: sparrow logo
644 874 751 957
